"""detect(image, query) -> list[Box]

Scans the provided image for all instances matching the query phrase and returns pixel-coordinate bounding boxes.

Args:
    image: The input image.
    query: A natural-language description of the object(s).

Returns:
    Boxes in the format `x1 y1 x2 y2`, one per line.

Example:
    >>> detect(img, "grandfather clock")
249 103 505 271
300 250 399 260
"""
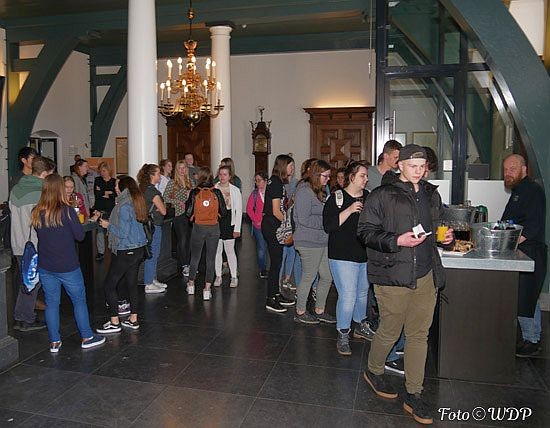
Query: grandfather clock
250 106 271 175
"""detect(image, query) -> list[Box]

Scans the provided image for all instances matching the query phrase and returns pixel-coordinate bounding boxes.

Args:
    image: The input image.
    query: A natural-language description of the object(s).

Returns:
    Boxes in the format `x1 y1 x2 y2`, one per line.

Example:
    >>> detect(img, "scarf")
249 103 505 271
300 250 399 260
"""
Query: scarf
107 188 133 254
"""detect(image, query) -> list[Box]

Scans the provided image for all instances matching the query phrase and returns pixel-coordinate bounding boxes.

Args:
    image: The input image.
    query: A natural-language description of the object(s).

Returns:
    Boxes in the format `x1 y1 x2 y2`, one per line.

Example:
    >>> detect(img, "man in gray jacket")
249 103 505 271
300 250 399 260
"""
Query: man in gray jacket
10 156 56 331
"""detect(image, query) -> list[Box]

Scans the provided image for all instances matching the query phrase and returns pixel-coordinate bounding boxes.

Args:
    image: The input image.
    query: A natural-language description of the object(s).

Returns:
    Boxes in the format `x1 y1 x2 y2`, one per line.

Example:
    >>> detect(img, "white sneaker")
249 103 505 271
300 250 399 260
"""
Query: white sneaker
153 279 168 289
213 276 222 287
203 289 212 300
230 277 238 288
187 281 195 295
145 283 165 294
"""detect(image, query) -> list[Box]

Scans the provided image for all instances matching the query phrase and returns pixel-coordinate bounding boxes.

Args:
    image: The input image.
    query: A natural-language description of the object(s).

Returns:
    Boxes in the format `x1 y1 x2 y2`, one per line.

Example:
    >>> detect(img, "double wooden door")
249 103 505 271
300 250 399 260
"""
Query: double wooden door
304 107 375 170
166 116 210 167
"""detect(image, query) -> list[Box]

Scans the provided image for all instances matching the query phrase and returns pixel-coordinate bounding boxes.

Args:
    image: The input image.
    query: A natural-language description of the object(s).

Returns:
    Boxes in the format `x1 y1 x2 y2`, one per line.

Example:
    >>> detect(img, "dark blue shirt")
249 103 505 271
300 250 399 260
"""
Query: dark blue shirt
36 206 85 273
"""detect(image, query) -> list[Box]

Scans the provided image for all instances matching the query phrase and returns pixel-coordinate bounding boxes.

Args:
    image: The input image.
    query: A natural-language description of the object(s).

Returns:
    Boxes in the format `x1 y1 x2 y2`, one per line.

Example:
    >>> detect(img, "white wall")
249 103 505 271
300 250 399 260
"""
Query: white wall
509 0 546 56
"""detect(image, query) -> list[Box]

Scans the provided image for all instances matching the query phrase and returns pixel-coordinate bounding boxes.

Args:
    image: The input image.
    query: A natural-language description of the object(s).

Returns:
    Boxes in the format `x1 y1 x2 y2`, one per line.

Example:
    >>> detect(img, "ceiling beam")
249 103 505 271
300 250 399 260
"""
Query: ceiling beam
5 0 368 43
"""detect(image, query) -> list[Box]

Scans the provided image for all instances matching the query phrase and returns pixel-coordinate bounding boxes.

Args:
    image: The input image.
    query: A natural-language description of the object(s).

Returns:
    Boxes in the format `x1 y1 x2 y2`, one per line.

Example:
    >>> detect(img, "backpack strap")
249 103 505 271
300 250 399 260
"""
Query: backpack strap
335 189 344 209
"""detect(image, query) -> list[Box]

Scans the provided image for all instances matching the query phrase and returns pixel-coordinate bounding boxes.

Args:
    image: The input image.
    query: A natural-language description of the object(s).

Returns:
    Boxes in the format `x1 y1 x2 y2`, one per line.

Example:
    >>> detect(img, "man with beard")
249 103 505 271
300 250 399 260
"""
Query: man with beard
501 154 547 357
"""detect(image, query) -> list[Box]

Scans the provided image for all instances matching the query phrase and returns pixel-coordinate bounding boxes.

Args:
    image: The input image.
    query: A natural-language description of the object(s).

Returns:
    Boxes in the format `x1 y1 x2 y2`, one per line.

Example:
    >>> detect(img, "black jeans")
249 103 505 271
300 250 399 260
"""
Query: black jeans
262 221 283 299
172 214 191 267
104 247 144 317
189 224 220 284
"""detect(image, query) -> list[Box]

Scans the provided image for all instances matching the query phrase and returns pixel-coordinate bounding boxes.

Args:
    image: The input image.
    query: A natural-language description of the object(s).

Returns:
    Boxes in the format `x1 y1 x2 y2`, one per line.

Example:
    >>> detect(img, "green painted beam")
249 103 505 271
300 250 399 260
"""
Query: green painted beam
91 73 118 86
7 36 79 179
90 65 127 157
11 58 35 72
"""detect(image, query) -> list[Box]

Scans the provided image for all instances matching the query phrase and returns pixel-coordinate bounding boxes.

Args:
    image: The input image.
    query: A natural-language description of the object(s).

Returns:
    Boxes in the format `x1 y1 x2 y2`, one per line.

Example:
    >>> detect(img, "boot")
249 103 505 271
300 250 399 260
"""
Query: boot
337 329 352 356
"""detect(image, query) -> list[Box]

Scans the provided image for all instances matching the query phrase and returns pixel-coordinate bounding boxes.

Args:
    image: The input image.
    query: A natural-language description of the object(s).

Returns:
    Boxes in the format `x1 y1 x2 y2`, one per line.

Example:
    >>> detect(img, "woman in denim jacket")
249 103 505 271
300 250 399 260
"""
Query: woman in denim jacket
95 176 148 334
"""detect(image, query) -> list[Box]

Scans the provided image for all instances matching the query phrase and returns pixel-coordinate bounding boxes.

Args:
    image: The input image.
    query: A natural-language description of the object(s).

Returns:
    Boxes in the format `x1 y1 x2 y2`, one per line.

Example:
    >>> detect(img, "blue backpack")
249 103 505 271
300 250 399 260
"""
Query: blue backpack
21 227 39 294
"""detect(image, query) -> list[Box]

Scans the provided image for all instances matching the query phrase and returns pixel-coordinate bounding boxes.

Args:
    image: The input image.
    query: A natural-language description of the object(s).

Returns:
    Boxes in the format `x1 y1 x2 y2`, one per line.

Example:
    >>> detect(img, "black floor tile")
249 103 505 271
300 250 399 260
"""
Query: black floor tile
0 407 33 426
40 375 165 427
23 334 127 374
19 414 102 427
259 362 358 409
131 386 253 428
0 364 86 413
93 345 195 384
139 323 220 353
279 336 364 370
450 380 550 427
173 354 274 395
202 329 290 361
351 410 419 427
241 399 353 427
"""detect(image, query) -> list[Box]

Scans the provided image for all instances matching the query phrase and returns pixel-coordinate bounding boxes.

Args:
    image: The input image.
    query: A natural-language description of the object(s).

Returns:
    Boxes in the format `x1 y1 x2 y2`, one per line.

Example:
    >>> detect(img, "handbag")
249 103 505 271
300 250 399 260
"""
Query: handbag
275 187 294 245
164 203 176 220
142 204 155 259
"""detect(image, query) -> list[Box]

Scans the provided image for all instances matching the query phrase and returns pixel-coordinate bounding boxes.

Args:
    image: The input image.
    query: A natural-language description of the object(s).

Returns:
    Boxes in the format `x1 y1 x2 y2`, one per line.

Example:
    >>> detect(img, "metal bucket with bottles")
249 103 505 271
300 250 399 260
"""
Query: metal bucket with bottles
470 222 523 258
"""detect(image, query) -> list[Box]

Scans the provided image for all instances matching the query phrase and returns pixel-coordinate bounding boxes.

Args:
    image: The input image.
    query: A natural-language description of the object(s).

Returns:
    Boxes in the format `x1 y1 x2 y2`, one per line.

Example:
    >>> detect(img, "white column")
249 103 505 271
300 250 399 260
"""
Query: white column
209 25 232 171
127 0 158 177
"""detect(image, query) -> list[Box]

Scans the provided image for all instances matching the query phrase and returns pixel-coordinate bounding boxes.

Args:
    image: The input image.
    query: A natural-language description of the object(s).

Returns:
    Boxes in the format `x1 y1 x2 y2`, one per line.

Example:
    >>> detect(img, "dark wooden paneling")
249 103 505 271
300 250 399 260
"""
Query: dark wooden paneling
166 117 211 168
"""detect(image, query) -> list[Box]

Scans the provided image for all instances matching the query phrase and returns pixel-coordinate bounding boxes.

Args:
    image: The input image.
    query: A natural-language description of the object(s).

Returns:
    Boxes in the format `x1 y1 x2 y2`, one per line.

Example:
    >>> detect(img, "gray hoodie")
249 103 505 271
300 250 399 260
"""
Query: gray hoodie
292 181 328 248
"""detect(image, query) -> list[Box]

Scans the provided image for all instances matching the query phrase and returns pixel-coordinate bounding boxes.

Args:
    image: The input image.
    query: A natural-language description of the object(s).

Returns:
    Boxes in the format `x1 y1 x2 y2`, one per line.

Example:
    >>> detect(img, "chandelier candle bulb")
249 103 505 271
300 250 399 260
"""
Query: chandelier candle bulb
177 57 183 75
160 82 165 101
212 61 216 78
167 59 173 79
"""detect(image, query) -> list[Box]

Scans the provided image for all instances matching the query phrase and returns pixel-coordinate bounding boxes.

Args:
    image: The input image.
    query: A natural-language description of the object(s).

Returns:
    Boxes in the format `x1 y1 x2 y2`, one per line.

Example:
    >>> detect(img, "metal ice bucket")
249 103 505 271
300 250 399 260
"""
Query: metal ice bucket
470 223 523 258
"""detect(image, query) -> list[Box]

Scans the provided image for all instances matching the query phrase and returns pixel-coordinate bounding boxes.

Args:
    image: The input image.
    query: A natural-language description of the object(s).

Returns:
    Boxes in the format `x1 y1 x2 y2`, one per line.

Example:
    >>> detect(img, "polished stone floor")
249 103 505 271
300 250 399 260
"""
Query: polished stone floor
1 227 549 427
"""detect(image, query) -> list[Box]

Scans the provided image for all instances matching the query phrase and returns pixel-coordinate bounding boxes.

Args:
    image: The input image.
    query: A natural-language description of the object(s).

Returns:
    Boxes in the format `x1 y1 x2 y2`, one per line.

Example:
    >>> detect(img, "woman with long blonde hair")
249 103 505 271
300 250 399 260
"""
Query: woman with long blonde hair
164 160 193 276
32 174 105 353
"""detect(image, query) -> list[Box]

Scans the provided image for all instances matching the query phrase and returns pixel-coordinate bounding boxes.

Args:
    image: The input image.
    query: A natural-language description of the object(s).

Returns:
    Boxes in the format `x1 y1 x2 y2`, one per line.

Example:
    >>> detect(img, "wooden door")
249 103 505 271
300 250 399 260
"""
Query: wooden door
304 107 374 171
166 116 211 168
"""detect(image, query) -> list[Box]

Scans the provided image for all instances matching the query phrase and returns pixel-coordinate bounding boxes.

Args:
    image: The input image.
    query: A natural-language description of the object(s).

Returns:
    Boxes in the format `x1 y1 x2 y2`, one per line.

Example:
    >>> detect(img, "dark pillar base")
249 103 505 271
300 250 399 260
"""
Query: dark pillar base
0 248 19 370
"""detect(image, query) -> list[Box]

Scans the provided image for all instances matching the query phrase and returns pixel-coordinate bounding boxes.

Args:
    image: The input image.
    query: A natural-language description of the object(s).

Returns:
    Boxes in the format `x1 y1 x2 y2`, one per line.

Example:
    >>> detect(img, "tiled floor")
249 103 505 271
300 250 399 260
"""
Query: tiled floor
1 228 549 427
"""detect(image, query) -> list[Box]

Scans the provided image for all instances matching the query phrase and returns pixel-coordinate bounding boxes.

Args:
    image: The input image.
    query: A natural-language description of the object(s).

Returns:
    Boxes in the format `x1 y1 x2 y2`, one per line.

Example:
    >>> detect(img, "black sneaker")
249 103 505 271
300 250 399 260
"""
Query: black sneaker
95 253 104 262
96 321 122 334
385 358 405 376
266 297 287 313
276 294 295 307
516 341 541 358
316 312 336 324
121 319 140 330
337 329 352 356
403 393 433 425
294 311 320 325
353 319 375 341
18 320 47 332
363 370 398 399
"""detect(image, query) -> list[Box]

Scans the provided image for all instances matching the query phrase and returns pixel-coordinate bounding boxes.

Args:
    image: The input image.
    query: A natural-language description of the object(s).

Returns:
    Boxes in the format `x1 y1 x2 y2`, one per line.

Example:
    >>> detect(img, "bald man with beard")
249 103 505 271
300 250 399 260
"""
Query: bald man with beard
501 154 547 358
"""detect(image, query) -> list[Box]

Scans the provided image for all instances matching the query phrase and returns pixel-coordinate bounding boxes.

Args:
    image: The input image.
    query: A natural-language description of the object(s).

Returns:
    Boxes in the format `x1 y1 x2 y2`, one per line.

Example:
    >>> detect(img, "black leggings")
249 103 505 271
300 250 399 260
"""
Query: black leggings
189 224 220 284
262 222 283 299
104 247 144 317
172 214 191 267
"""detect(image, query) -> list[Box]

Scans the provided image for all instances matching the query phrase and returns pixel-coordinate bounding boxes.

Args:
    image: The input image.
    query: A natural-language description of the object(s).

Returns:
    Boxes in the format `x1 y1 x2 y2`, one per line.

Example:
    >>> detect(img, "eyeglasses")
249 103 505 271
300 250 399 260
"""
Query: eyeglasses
320 173 331 178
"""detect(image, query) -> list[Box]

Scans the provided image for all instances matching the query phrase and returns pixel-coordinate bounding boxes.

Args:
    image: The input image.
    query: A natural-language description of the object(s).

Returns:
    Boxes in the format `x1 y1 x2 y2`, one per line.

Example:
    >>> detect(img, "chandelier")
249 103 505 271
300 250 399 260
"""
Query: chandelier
157 0 223 127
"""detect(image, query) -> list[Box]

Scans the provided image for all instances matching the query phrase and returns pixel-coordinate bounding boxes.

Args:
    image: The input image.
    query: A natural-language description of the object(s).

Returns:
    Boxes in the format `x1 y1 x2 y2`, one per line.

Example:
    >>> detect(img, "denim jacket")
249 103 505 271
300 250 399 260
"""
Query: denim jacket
108 202 147 252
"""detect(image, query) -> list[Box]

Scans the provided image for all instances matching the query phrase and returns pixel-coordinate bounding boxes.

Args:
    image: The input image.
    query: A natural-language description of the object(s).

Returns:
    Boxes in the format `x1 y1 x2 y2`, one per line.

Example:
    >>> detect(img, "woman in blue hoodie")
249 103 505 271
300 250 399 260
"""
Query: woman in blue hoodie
95 176 148 334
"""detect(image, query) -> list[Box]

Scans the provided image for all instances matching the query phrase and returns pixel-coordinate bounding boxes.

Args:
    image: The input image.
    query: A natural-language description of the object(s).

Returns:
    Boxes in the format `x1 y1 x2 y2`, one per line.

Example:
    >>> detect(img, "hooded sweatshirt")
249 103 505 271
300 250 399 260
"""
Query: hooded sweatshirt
9 175 43 256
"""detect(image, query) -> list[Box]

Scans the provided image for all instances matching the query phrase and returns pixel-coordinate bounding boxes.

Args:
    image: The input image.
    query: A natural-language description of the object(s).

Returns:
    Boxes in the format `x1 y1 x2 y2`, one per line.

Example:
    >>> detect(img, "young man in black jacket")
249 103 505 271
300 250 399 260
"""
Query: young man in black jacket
357 144 454 425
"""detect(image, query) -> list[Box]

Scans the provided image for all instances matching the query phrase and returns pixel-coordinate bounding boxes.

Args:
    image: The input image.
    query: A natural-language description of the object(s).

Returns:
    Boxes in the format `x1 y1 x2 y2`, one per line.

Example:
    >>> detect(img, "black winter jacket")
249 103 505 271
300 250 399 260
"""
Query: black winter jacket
357 175 447 289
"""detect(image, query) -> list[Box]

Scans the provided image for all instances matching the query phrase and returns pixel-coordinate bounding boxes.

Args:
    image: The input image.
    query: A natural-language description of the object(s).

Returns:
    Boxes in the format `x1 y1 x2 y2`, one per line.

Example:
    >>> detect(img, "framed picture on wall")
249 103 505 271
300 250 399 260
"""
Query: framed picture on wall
412 132 437 151
394 133 407 146
115 136 162 175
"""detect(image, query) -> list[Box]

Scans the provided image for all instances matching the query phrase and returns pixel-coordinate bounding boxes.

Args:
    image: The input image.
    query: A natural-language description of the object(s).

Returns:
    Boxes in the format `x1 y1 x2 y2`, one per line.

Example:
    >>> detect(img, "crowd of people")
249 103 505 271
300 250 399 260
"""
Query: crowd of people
6 140 545 426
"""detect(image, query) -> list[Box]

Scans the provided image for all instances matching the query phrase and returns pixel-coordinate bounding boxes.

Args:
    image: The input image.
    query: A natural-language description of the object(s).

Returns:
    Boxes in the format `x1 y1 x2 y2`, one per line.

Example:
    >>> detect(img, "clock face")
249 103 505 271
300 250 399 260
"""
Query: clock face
254 135 268 152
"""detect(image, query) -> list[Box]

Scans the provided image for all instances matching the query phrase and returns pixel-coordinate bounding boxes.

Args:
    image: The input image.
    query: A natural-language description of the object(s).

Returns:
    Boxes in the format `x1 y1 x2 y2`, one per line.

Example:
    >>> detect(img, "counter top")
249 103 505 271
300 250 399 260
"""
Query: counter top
441 249 534 272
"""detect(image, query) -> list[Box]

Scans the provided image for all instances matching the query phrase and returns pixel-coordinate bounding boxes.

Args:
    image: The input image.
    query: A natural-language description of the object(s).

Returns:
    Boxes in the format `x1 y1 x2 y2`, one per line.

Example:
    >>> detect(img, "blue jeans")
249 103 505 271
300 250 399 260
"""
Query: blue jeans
39 267 94 342
518 303 542 343
280 245 303 286
144 224 162 284
252 226 268 271
387 331 405 362
329 259 369 330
